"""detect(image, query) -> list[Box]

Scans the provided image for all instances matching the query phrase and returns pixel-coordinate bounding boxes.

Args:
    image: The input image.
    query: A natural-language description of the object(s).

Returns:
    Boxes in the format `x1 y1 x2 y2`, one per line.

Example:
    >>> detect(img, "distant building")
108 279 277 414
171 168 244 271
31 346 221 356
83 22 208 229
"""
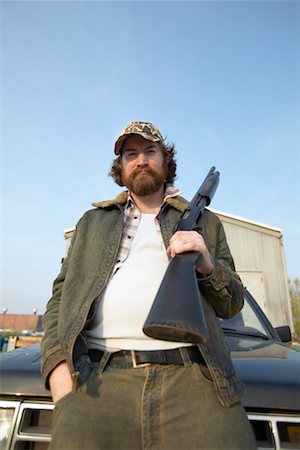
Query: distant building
212 209 292 330
0 314 43 333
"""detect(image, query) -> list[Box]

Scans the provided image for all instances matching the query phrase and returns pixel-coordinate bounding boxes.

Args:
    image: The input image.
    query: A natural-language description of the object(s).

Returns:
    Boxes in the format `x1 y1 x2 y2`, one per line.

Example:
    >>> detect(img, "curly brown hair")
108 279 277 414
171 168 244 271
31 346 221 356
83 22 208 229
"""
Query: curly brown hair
109 142 177 187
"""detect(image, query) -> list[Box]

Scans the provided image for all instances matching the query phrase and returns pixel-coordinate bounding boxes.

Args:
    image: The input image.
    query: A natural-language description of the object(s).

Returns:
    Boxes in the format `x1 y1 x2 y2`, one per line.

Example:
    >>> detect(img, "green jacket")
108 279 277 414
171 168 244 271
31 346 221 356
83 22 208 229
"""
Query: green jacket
41 191 245 407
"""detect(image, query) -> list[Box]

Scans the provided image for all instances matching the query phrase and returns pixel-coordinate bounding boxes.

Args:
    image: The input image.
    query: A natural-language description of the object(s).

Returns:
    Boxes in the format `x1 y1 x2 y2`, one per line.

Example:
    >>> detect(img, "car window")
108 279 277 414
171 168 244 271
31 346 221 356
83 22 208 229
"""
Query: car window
220 295 271 338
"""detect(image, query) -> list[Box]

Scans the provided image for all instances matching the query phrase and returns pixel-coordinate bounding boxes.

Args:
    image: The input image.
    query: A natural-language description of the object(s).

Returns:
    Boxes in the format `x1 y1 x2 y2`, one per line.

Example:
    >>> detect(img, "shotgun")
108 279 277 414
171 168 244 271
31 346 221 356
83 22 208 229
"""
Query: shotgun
143 167 220 344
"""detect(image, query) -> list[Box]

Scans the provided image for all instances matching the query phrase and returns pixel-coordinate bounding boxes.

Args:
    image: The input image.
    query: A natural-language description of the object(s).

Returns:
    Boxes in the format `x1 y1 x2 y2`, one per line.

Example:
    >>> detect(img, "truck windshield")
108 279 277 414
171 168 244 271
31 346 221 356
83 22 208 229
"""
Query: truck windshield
220 295 270 339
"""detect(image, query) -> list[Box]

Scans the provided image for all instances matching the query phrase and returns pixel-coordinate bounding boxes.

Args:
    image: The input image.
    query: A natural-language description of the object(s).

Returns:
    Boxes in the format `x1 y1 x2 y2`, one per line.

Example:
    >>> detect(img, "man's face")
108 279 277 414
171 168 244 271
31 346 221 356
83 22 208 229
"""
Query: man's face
121 134 167 196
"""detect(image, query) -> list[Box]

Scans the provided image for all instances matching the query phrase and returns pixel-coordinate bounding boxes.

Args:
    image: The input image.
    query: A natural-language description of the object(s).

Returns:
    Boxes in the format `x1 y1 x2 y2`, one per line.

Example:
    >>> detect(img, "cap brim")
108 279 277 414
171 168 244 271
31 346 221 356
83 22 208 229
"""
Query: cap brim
114 132 161 155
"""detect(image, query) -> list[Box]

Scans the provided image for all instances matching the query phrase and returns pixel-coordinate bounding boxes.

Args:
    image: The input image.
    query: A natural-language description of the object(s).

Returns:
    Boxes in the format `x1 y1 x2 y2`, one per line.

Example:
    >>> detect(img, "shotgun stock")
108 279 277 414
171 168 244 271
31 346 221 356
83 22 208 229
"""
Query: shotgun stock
143 167 220 344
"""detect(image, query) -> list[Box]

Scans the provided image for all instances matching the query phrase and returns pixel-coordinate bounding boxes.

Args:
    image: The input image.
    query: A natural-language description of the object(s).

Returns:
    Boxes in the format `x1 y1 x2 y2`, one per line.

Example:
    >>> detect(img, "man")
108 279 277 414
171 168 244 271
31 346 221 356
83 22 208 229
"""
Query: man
41 121 256 449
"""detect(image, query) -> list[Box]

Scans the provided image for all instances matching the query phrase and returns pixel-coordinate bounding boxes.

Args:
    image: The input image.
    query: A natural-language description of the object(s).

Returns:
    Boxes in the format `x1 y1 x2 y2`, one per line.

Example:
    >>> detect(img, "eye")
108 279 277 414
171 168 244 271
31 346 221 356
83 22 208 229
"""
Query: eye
124 150 137 159
146 148 156 155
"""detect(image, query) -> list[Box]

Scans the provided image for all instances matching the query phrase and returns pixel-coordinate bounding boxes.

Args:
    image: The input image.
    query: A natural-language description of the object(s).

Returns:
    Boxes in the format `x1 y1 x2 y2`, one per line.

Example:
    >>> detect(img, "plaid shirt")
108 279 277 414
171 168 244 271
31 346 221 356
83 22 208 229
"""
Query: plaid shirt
112 185 181 277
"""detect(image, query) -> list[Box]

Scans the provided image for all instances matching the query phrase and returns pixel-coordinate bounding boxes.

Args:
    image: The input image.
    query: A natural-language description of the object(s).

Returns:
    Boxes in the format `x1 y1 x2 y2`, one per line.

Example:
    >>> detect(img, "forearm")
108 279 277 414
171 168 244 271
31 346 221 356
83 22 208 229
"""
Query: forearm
41 225 79 389
166 225 243 318
41 251 70 388
197 257 244 318
195 212 244 318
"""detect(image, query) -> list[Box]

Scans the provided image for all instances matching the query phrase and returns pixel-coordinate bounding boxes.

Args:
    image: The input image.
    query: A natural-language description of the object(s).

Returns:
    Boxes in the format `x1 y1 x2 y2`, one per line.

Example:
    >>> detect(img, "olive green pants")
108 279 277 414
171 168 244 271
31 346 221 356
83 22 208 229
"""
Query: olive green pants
49 359 256 450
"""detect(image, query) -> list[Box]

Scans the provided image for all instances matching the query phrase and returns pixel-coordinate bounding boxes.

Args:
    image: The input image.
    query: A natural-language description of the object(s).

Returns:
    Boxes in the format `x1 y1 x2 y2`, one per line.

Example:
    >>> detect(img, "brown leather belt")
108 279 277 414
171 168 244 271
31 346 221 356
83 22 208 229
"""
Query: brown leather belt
88 346 204 368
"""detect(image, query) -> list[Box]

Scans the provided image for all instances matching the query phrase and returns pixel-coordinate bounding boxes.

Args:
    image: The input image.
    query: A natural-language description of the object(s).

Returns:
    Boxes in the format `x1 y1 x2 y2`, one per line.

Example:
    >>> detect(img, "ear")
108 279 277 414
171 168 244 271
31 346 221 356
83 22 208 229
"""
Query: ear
165 152 172 166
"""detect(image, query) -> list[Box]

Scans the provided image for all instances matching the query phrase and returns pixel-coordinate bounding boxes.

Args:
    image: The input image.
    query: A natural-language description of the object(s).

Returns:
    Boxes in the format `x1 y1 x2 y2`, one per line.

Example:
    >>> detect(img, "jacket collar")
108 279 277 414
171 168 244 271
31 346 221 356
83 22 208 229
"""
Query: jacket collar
91 189 189 213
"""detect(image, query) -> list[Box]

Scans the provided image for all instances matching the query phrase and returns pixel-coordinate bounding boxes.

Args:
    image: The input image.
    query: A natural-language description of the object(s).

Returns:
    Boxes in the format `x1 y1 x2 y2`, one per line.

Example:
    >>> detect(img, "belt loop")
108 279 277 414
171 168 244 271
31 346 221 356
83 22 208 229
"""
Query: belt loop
179 347 193 366
97 351 111 374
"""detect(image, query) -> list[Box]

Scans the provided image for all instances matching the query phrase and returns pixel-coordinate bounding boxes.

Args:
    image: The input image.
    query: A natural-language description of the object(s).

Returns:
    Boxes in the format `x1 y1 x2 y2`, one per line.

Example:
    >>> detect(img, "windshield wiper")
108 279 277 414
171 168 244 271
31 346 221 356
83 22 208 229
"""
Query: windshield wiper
222 326 269 340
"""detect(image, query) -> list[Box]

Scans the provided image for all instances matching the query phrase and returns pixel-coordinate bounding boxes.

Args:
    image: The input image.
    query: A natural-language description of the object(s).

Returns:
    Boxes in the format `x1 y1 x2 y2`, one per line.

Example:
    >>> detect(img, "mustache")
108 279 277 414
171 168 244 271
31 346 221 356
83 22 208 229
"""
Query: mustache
133 167 155 176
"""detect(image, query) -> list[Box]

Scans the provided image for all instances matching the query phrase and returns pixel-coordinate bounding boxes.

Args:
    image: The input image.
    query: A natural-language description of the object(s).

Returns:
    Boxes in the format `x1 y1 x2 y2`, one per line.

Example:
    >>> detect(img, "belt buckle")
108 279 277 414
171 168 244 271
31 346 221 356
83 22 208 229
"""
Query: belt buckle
131 350 151 368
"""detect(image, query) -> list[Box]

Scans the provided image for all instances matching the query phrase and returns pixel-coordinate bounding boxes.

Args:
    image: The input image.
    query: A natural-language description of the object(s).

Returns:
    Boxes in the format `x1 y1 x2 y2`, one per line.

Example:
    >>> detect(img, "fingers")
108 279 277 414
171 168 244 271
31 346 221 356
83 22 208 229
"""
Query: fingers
167 230 205 257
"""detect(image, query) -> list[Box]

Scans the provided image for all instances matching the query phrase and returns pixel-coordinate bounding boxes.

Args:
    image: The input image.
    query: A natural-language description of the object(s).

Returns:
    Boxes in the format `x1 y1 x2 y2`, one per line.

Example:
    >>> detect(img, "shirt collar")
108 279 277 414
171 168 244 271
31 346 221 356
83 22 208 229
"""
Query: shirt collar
125 184 182 209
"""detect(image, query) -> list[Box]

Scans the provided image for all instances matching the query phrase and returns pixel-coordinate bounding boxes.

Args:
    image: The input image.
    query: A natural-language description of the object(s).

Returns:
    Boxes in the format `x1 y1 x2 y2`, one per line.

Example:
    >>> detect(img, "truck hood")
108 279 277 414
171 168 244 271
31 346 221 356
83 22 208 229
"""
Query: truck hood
227 335 300 412
0 344 49 397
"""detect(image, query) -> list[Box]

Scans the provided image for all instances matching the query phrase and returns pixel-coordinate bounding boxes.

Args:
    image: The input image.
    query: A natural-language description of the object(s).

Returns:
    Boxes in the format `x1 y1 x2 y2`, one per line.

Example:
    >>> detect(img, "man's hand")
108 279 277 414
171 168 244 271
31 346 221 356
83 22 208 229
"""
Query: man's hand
49 361 73 403
167 230 214 276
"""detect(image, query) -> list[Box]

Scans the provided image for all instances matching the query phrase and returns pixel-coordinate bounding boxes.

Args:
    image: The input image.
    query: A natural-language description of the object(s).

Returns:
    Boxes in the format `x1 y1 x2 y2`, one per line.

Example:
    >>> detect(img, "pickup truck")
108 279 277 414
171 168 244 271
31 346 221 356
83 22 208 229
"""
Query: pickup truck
0 289 299 450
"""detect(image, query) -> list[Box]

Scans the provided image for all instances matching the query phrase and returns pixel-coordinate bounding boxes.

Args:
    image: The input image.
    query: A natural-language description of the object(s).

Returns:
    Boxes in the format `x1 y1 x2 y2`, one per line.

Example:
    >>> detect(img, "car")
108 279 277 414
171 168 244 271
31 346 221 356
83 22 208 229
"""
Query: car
0 289 299 450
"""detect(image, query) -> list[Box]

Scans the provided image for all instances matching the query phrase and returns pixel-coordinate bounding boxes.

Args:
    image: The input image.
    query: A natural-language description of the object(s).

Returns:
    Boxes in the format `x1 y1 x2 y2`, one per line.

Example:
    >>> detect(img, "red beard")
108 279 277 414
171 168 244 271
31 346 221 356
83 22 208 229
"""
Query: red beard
122 166 166 196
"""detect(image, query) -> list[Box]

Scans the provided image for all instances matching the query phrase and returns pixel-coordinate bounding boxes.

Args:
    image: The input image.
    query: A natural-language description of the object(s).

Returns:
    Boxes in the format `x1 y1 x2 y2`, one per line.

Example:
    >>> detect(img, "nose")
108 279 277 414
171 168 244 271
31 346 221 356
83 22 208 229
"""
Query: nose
136 151 148 166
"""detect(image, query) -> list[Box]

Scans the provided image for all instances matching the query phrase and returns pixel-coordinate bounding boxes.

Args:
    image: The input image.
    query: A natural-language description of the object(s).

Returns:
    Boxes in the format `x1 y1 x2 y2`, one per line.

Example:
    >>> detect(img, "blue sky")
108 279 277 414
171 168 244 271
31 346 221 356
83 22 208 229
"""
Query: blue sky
2 0 299 314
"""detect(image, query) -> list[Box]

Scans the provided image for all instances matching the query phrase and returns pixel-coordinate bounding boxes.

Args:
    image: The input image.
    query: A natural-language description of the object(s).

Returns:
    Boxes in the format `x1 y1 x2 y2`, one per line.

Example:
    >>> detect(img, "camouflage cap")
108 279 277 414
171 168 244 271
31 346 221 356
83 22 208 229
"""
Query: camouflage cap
114 121 164 155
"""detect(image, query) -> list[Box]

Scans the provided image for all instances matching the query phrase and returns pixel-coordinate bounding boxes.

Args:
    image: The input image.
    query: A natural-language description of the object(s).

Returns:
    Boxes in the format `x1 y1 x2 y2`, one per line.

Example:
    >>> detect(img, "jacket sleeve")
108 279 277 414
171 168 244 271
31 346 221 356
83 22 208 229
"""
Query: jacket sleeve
197 211 244 319
40 225 78 389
